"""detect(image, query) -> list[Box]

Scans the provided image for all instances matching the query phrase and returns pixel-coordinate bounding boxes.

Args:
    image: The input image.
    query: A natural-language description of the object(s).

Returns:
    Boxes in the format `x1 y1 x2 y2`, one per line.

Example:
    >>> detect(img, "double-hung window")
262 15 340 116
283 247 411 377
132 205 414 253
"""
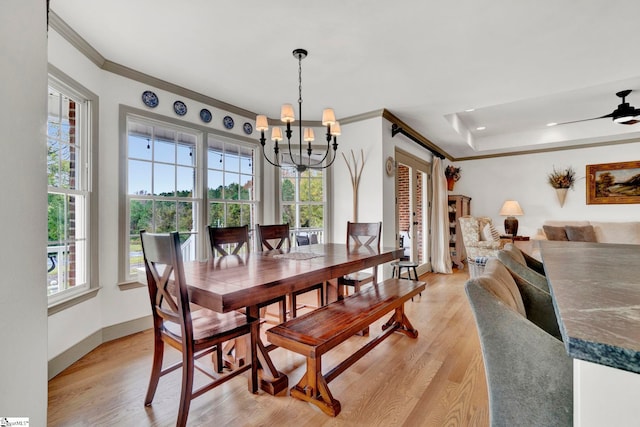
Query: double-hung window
280 166 325 242
47 78 94 304
123 113 258 283
126 119 200 279
207 137 256 229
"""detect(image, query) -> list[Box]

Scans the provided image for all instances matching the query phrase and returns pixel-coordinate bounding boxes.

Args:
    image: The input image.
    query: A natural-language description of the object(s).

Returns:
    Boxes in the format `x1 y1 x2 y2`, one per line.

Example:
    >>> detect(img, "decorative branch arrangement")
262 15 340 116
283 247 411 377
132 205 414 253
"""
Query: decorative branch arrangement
342 149 366 221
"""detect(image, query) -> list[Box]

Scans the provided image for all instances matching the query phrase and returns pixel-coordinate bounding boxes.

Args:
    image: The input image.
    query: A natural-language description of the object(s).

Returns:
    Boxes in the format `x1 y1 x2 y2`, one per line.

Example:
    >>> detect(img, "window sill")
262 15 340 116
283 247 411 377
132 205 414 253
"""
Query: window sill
118 279 146 291
48 286 102 316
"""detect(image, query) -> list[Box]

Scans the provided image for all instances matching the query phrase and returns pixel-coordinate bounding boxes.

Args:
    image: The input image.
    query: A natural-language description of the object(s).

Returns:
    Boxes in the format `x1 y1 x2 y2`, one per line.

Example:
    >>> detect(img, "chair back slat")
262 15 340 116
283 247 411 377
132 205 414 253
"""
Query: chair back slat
257 224 291 251
141 230 193 339
346 222 382 250
208 225 250 257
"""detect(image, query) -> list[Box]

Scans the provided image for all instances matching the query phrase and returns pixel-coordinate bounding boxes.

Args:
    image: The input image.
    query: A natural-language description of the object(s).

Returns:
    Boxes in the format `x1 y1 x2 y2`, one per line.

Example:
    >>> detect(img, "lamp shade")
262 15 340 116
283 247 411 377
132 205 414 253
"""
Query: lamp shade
330 120 341 136
499 200 524 216
280 104 295 123
271 127 283 142
321 108 336 126
255 115 269 131
303 128 315 142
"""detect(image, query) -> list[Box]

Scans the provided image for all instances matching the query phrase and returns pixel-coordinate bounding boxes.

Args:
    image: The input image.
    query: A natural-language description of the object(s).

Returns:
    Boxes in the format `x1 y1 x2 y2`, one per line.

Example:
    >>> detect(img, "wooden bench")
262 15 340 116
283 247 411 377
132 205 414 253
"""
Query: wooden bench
266 278 426 416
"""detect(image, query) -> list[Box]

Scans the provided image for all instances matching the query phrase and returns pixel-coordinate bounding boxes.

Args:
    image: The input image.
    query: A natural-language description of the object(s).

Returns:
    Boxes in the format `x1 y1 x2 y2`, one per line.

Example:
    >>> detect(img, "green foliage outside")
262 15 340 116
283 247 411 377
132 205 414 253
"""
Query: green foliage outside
280 170 324 227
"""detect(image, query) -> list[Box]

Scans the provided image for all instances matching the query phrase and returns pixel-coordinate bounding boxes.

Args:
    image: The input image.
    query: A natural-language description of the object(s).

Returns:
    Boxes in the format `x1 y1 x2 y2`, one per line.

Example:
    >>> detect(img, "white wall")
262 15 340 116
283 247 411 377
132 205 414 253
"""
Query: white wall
454 141 640 237
331 117 385 242
0 1 48 423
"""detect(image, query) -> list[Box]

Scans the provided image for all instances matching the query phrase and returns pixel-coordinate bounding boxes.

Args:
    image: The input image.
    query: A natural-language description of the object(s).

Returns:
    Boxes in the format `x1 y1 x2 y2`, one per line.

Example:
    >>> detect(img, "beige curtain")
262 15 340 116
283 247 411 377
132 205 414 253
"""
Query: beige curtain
430 158 452 273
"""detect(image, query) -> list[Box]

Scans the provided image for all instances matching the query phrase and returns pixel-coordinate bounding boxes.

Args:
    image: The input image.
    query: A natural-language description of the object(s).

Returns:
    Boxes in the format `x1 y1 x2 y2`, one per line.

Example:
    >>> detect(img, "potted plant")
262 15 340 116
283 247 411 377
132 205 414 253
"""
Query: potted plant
445 165 461 191
547 166 575 207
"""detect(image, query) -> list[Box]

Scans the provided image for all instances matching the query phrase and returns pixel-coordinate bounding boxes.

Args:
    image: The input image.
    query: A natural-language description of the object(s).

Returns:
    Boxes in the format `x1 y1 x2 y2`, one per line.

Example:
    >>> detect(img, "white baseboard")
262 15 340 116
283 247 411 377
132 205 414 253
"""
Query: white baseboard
48 315 152 380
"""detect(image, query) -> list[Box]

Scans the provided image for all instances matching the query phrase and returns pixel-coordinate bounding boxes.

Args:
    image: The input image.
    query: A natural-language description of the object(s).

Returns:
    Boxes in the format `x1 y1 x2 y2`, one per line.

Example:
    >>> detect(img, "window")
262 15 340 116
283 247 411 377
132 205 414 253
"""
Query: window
280 166 325 242
47 80 93 303
126 119 200 278
123 114 257 283
207 137 256 229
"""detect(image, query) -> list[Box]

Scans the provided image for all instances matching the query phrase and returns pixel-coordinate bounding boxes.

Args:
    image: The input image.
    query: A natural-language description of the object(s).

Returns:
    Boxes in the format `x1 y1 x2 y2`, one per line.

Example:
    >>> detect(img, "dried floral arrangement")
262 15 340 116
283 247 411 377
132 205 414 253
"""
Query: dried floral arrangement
548 166 576 189
445 165 462 182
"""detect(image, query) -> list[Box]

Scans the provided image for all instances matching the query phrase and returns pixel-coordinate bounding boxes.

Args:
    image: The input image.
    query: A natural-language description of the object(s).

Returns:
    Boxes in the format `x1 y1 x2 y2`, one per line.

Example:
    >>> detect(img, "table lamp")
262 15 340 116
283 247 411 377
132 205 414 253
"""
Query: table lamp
499 200 523 236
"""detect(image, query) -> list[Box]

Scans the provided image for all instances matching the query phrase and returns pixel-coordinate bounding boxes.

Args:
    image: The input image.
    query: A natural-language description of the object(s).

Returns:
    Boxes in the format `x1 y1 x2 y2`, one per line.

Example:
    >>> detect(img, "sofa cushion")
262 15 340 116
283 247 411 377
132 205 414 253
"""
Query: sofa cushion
477 258 526 317
565 225 597 242
543 225 569 241
590 222 640 244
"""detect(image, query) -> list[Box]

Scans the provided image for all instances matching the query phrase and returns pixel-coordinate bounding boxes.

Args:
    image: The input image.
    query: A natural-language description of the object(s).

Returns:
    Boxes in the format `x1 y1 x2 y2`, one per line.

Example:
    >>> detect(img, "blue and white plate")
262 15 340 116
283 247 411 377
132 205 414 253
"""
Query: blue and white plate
173 101 187 116
243 122 253 135
141 90 158 108
223 115 234 129
200 108 212 123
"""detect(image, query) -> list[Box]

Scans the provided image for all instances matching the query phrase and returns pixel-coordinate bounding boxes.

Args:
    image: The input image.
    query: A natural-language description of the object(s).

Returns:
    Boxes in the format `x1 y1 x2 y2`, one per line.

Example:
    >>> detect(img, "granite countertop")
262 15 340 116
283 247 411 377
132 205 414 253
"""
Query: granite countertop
540 240 640 374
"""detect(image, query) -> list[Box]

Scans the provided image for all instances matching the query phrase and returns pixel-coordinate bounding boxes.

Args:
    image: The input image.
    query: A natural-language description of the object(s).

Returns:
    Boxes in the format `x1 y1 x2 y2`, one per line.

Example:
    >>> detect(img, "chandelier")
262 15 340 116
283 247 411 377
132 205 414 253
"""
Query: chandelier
256 49 340 172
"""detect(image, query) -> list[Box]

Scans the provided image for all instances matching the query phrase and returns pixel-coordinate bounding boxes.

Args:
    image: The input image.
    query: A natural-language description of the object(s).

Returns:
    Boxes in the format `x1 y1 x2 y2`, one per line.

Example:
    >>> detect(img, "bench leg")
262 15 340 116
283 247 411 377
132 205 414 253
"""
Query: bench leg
290 356 342 417
381 305 419 338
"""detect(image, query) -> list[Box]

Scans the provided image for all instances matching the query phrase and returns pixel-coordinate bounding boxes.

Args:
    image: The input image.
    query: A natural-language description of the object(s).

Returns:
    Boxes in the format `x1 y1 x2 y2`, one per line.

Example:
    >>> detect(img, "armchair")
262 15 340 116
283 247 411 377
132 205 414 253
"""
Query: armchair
458 216 509 259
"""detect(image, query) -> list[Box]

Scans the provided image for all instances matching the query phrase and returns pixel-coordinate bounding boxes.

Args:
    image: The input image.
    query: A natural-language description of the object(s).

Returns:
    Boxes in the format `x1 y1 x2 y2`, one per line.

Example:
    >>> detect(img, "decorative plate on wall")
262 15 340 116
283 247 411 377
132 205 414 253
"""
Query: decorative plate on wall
243 122 253 135
385 156 395 176
141 90 158 108
173 101 187 116
223 115 235 129
200 108 212 123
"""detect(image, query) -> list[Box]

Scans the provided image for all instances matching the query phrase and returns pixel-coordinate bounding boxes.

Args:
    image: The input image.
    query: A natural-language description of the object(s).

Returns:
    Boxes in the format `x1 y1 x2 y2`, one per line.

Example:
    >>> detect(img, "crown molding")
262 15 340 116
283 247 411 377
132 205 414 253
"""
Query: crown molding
48 11 105 68
383 109 452 160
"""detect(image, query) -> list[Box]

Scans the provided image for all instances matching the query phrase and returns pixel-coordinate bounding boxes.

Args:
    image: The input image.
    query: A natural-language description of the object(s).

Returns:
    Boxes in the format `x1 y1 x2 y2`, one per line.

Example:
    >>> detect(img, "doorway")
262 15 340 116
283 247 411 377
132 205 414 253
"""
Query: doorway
395 150 432 275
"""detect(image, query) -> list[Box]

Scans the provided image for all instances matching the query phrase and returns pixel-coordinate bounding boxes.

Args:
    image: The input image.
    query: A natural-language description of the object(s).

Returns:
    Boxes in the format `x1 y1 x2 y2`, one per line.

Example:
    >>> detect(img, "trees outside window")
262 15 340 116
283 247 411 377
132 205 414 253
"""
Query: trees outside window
280 165 325 241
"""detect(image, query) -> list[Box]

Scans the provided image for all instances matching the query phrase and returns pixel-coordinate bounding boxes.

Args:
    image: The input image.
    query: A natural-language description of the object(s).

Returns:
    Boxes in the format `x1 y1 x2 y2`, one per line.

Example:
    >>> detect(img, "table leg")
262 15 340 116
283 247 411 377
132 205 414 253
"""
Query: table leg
247 305 289 395
326 278 339 303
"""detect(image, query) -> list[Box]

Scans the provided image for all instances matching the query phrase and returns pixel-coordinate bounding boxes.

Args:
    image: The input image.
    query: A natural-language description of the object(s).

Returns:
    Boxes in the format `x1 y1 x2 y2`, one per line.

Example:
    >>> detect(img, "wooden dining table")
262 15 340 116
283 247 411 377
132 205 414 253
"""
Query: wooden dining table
181 243 404 395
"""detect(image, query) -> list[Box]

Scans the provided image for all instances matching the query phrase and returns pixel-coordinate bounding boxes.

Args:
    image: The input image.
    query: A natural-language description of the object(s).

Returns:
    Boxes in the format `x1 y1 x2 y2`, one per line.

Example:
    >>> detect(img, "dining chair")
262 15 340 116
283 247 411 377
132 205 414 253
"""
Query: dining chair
207 224 250 257
257 223 324 318
296 234 310 246
140 230 258 427
465 258 572 426
338 221 382 296
207 224 264 365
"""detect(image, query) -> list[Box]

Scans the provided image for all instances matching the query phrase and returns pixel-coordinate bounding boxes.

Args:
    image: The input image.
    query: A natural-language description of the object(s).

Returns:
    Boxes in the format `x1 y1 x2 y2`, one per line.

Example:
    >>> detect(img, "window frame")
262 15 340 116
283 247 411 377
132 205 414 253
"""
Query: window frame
47 65 100 315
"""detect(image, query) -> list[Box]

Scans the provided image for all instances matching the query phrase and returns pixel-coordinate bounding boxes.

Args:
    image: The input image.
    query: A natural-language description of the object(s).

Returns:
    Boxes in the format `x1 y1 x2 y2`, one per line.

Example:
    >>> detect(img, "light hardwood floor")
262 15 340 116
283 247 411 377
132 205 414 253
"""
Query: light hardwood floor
48 269 489 426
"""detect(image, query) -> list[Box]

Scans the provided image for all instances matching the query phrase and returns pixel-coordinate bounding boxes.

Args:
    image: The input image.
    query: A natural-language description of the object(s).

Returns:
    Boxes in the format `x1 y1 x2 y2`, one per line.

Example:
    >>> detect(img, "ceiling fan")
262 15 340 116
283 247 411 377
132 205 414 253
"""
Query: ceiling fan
557 90 640 126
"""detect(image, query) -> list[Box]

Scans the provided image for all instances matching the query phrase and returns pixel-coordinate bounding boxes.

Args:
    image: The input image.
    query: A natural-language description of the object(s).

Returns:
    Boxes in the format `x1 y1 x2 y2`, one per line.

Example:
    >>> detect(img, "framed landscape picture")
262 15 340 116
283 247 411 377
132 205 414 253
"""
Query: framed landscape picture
586 160 640 204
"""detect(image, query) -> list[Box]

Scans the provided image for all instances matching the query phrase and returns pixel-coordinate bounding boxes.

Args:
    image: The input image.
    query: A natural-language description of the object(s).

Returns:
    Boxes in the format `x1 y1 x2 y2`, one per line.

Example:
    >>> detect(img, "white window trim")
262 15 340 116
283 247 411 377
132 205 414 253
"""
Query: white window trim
47 64 100 315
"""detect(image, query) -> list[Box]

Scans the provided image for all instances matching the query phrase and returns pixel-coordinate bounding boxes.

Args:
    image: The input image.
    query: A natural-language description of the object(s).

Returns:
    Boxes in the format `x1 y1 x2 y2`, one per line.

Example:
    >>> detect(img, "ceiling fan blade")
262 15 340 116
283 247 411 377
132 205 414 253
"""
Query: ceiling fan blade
620 119 640 125
555 113 613 126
